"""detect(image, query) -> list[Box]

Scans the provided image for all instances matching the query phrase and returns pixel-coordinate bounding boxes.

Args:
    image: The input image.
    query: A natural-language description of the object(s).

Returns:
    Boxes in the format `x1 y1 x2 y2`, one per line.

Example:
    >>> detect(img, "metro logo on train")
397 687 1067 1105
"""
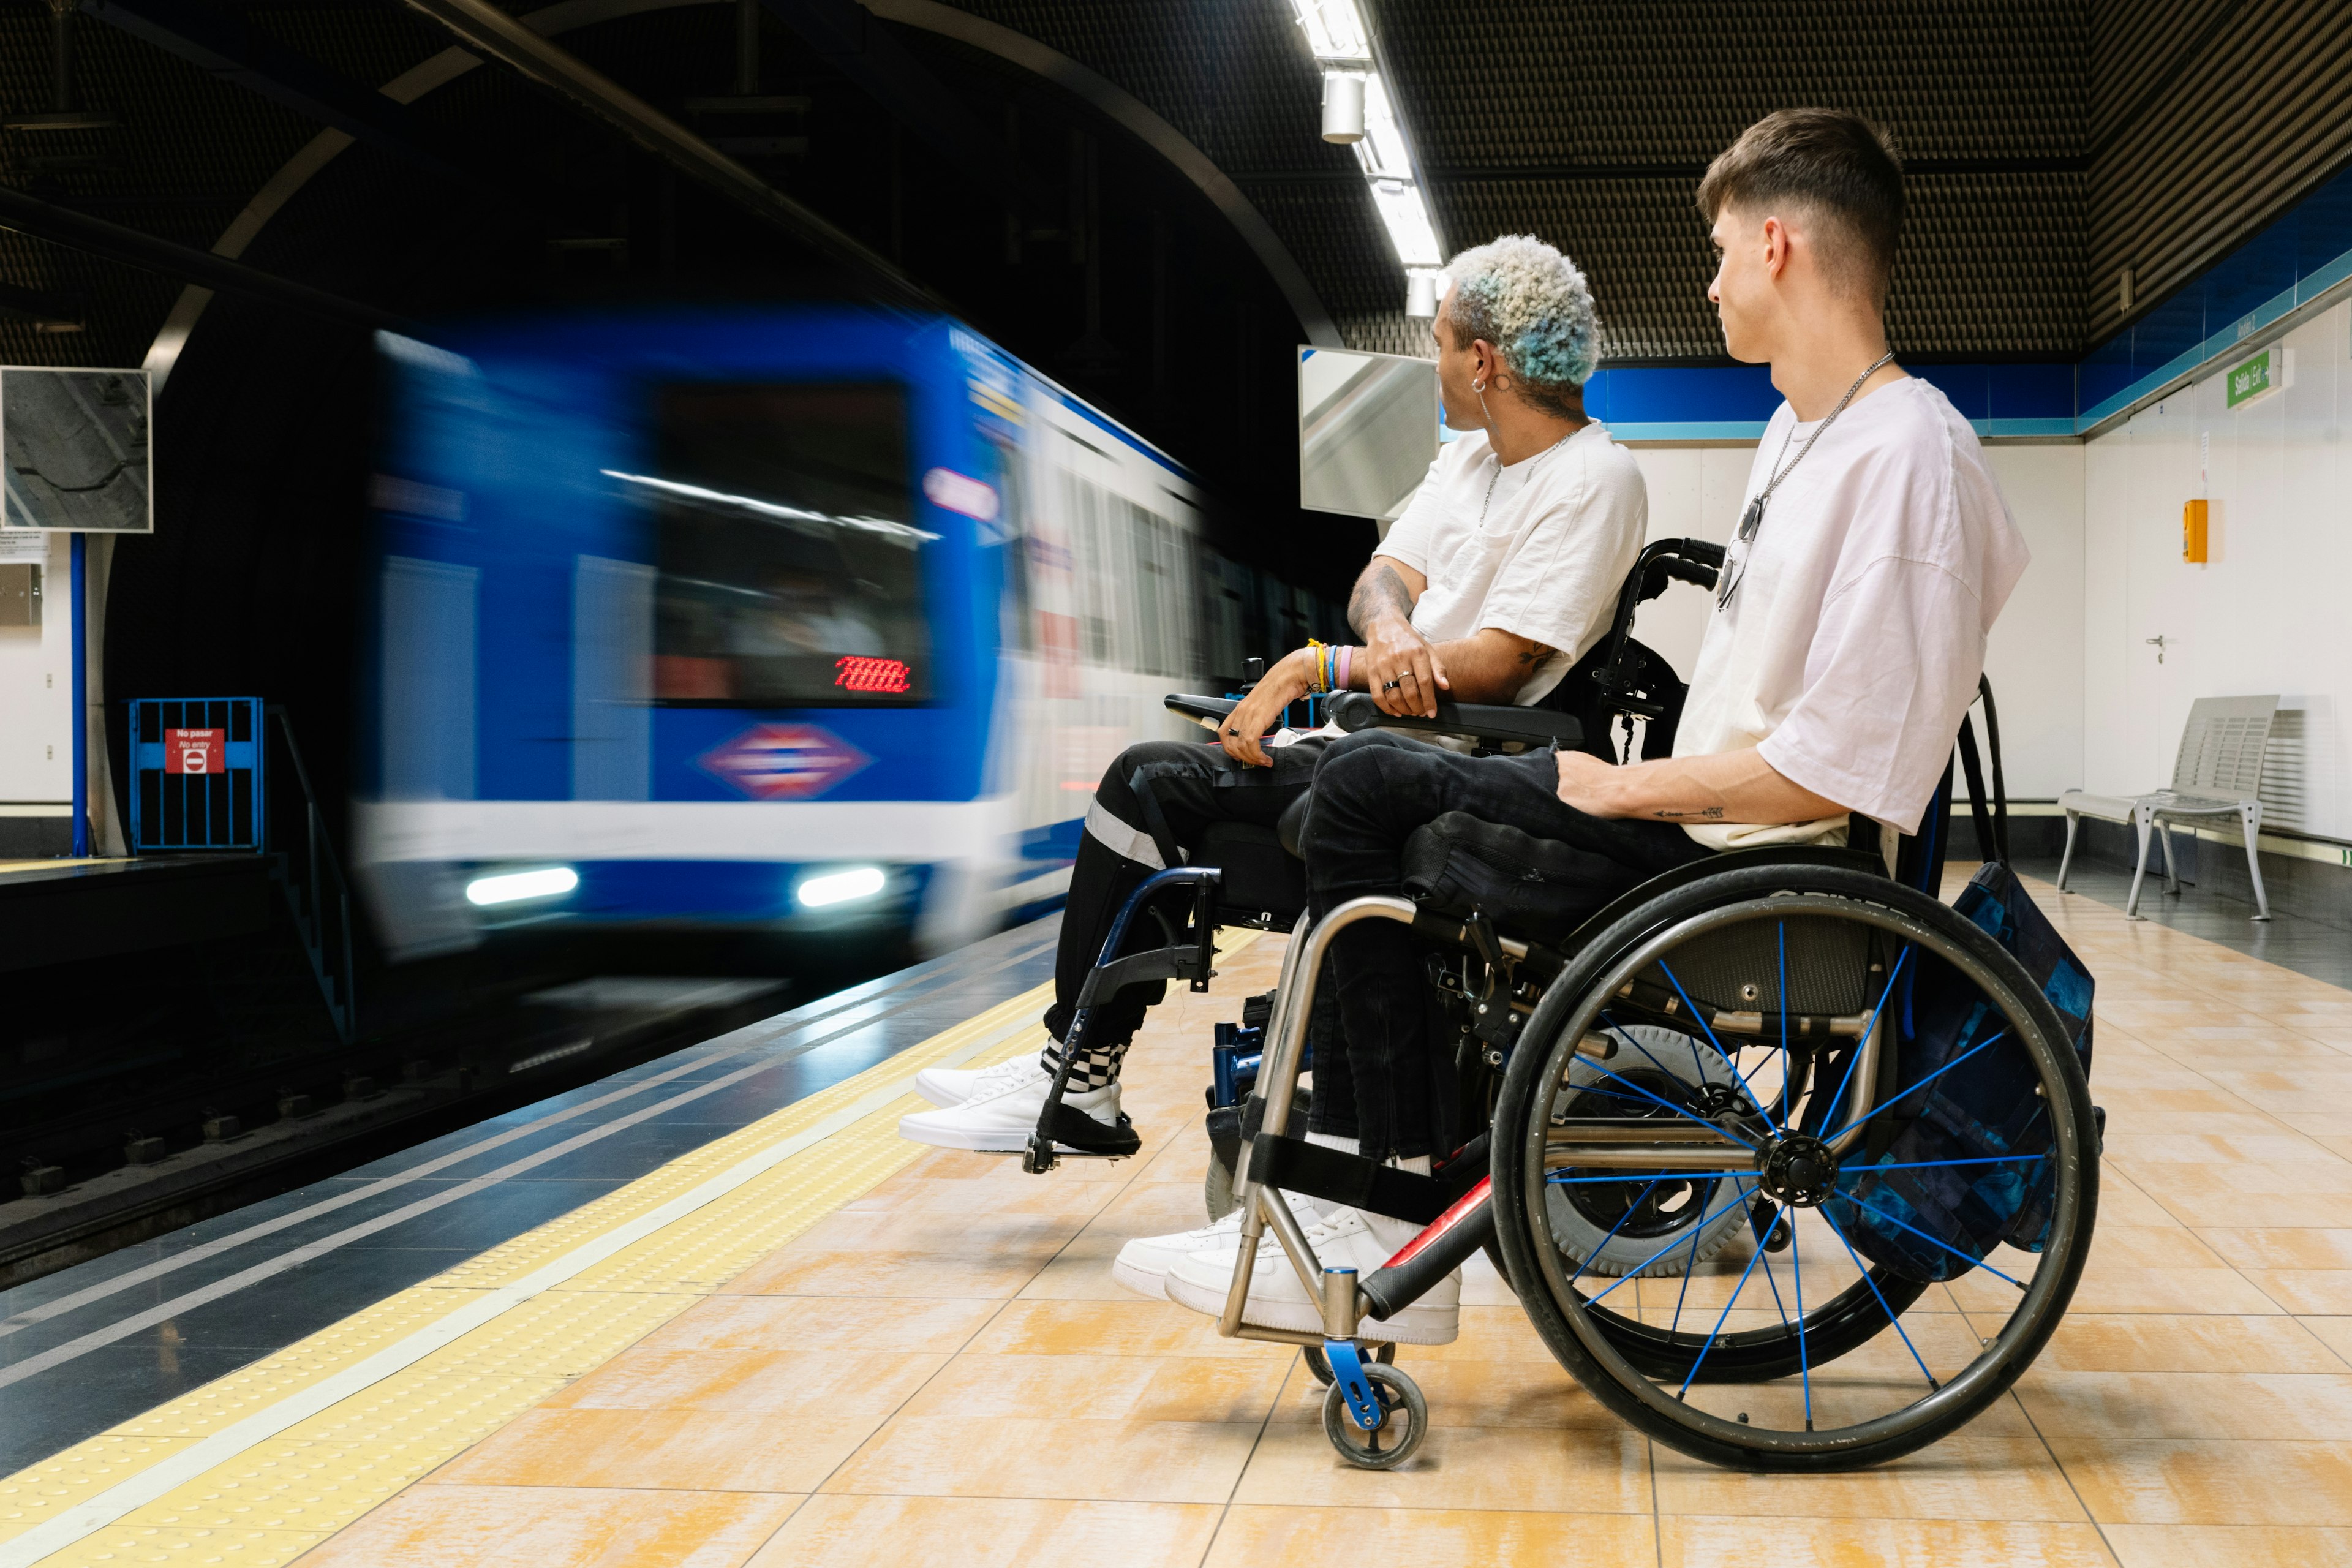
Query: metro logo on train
696 723 872 800
165 729 224 774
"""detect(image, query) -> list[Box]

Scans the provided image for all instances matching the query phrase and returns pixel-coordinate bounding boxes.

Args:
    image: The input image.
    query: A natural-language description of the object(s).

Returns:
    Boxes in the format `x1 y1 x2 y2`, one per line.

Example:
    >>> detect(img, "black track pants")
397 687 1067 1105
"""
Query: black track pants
1042 737 1324 1087
1299 730 1714 1160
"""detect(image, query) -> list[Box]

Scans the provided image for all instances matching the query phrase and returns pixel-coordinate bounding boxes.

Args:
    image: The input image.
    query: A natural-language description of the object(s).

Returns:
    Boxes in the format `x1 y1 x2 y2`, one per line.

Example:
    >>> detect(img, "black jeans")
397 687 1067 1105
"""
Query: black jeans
1298 729 1716 1160
1044 737 1325 1086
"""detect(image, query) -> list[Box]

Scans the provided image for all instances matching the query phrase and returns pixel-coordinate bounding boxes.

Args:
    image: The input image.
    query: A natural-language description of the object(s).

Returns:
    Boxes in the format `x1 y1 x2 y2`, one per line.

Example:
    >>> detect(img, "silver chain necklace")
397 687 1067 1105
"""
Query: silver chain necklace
1477 427 1577 529
1717 350 1896 609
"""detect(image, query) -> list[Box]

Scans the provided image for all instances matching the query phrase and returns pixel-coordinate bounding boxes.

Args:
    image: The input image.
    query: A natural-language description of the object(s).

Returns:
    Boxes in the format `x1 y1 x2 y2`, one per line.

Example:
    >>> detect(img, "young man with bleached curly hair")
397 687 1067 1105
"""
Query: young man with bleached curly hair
897 236 1650 1197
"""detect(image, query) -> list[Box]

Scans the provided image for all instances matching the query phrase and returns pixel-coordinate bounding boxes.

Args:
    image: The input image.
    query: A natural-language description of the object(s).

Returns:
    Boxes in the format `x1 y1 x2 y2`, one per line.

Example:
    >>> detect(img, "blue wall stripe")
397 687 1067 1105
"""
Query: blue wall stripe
1584 157 2352 442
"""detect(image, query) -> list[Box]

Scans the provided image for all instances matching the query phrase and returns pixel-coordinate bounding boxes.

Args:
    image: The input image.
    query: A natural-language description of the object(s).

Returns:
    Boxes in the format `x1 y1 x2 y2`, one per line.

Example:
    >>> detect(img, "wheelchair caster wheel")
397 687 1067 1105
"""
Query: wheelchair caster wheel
1321 1362 1427 1470
1301 1340 1393 1387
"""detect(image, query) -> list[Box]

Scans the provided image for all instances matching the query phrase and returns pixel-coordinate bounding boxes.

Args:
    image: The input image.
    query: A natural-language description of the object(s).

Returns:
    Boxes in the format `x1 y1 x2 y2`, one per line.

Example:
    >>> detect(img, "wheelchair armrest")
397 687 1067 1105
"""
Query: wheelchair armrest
1165 693 1238 729
1329 690 1583 750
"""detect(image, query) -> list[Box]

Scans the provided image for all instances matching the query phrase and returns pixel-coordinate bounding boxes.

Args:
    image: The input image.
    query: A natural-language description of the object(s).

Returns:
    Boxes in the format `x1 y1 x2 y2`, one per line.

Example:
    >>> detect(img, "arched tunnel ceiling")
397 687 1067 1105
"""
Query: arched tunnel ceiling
4 1 2351 375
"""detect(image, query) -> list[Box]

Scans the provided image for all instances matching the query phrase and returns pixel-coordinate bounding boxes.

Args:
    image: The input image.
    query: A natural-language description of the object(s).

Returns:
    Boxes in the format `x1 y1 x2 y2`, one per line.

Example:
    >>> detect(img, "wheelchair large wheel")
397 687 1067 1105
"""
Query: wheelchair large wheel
1491 862 2097 1471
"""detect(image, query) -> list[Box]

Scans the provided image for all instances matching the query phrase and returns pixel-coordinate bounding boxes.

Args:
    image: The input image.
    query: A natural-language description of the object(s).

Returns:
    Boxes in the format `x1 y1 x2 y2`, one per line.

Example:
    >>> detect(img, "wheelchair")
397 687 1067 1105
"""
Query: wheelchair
1019 540 2100 1474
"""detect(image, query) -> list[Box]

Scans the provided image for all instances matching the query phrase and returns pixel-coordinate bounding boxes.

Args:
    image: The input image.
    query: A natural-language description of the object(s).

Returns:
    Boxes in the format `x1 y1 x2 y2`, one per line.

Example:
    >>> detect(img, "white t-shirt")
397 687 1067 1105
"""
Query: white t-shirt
1673 376 2029 849
1376 421 1647 705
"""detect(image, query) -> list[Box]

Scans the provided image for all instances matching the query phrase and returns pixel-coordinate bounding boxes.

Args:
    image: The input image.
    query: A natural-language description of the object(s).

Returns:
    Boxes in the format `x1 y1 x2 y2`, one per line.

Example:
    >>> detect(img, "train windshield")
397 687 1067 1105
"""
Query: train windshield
640 382 930 707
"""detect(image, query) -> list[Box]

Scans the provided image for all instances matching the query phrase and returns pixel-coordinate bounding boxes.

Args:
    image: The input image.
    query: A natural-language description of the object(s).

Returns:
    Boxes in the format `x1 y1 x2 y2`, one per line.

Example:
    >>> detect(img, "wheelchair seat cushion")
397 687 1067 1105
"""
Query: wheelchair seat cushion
1401 811 1672 944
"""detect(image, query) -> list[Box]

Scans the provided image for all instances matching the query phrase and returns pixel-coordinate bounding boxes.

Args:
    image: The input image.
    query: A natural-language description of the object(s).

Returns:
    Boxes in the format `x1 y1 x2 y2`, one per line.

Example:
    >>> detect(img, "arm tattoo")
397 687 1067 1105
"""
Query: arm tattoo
1513 643 1558 666
1651 806 1727 821
1349 562 1416 635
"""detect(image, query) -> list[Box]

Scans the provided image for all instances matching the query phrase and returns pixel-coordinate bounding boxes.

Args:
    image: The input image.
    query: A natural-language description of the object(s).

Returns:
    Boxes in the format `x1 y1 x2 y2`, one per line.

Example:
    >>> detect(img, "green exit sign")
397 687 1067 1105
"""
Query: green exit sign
2226 347 2274 407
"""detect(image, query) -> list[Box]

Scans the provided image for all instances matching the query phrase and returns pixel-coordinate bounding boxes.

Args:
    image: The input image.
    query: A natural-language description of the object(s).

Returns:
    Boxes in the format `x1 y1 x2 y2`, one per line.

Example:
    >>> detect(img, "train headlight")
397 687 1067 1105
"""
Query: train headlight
796 865 887 909
466 866 579 906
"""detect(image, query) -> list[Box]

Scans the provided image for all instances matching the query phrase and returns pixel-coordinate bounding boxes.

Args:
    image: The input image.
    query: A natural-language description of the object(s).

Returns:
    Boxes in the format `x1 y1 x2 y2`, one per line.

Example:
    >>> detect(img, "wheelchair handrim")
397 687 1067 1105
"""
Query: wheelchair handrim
1512 884 2095 1459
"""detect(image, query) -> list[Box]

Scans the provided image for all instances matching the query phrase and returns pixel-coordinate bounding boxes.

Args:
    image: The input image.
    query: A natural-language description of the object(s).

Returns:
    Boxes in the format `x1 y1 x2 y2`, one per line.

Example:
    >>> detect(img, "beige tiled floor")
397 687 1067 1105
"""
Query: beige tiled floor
300 877 2352 1567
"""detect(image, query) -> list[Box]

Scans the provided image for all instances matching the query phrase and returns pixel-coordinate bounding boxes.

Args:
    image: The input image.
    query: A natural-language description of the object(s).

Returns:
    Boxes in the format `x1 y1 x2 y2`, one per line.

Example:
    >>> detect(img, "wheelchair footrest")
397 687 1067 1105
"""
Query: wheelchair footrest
1039 1102 1140 1159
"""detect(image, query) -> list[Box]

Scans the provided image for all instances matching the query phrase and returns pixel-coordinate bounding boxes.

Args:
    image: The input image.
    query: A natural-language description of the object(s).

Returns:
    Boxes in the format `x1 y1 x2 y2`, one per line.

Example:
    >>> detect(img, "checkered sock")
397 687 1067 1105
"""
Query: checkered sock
1038 1035 1124 1091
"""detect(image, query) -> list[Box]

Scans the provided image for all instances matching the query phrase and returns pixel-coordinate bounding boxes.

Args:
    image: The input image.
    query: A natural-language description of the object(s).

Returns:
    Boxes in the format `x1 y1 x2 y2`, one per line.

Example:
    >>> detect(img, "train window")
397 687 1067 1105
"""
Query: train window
987 437 1032 654
642 383 930 707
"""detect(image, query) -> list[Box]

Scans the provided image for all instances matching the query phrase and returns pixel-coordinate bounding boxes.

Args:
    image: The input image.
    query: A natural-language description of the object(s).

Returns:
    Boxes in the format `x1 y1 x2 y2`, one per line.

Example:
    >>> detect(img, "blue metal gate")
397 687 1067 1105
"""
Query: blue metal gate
129 696 266 852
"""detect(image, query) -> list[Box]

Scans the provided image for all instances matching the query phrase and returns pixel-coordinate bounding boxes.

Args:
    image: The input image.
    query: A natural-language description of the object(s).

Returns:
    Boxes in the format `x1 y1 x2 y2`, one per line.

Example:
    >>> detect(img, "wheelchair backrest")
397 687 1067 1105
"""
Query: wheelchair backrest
1542 537 1727 762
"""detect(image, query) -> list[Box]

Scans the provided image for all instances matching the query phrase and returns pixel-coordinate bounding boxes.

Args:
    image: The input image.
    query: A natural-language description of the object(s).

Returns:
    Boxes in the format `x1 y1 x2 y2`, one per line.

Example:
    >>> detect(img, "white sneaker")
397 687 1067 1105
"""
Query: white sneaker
913 1053 1045 1108
1111 1192 1325 1302
1164 1207 1460 1344
898 1066 1123 1153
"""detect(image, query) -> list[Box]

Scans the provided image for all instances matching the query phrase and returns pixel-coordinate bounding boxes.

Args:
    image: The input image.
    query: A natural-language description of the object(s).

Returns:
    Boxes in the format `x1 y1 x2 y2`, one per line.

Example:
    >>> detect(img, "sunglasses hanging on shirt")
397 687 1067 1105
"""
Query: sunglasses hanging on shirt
1717 349 1897 610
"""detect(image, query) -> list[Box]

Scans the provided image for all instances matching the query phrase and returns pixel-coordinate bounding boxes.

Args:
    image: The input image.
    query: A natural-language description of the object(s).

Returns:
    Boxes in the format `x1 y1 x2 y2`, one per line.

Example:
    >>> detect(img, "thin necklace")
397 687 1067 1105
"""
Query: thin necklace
1478 426 1577 529
1717 350 1896 609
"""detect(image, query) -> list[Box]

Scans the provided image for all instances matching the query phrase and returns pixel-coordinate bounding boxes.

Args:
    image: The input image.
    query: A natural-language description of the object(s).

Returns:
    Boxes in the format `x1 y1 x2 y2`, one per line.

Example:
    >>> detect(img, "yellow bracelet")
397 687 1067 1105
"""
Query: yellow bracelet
1305 639 1327 693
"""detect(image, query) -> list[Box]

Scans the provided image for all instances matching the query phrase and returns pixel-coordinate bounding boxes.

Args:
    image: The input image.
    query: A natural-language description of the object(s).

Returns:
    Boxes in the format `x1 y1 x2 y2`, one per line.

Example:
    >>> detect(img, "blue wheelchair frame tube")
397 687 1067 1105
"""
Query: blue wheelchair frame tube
1060 864 1223 1058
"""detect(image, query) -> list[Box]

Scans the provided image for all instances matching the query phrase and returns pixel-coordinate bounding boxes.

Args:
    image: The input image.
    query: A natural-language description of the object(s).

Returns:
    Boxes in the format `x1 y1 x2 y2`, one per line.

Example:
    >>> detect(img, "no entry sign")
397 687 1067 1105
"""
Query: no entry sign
165 728 224 774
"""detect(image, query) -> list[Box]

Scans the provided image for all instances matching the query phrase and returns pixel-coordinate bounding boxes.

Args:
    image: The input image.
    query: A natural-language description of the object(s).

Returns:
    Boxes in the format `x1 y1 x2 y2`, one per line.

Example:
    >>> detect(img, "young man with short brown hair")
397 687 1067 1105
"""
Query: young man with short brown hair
1156 108 2033 1346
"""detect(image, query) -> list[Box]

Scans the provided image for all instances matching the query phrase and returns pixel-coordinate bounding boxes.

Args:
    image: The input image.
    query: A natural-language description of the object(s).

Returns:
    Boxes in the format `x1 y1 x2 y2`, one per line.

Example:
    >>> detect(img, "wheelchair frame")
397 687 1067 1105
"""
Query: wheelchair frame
1003 538 2094 1469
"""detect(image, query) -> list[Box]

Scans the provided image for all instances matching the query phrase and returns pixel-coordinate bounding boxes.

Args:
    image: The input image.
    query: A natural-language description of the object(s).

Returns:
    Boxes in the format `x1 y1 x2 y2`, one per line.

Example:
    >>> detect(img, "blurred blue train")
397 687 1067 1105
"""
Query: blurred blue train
356 307 1340 960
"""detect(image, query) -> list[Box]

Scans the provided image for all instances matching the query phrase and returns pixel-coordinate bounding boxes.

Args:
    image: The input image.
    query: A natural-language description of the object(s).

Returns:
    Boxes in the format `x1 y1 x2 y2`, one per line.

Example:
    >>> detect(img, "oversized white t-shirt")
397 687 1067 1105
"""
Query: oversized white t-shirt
1376 420 1646 705
1673 376 2029 849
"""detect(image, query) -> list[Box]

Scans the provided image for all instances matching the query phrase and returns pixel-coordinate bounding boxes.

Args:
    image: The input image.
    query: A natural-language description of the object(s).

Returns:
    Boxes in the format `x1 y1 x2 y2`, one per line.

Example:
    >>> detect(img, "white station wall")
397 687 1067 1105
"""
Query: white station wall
1627 435 2087 801
2083 300 2352 839
0 531 74 808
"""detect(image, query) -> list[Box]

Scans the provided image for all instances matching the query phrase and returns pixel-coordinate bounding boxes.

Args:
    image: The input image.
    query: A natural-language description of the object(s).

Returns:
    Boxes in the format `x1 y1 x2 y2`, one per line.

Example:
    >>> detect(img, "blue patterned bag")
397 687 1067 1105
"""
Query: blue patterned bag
1821 687 2100 1282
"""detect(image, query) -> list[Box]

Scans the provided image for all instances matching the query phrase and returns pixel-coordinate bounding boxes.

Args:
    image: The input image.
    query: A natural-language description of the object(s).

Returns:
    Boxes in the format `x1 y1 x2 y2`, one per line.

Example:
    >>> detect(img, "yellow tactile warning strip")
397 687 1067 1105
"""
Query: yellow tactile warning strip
235 880 2352 1568
0 945 1273 1568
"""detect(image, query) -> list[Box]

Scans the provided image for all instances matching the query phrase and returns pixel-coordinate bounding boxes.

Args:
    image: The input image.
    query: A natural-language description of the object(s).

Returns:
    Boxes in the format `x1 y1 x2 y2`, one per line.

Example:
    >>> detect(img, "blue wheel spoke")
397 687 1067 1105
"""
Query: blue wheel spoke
1549 1171 1727 1185
1567 1177 1664 1287
1841 1193 2030 1289
1599 1017 1719 1099
1819 1207 1937 1390
1668 1209 1701 1334
1749 1184 1793 1333
1651 965 1780 1132
1790 1202 1812 1428
1847 1152 2051 1174
1819 944 1913 1129
1585 1183 1752 1309
1832 1030 2011 1141
1558 1083 1697 1111
1678 1188 1773 1398
1575 1049 1758 1150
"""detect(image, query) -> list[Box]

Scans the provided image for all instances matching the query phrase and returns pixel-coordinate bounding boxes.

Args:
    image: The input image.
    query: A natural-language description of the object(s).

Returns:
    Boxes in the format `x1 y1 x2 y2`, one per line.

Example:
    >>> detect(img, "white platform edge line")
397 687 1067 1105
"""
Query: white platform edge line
0 1013 1041 1568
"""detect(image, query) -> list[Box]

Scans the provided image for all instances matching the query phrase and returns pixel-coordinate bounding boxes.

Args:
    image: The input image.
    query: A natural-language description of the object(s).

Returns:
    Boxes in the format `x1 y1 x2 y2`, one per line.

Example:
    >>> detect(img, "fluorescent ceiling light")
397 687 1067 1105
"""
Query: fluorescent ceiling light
1291 1 1442 302
1370 179 1444 268
797 865 887 908
1292 0 1370 61
467 866 579 906
1352 74 1412 180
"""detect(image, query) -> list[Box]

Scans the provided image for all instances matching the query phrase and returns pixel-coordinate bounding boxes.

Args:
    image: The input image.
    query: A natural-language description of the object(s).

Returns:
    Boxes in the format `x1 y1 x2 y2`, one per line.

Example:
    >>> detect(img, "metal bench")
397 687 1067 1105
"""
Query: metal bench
2057 694 2278 921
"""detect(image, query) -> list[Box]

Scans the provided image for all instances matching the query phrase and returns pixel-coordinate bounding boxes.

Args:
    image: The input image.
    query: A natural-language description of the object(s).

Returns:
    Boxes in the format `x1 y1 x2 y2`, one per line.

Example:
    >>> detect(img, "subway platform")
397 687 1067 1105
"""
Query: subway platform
4 876 2352 1567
